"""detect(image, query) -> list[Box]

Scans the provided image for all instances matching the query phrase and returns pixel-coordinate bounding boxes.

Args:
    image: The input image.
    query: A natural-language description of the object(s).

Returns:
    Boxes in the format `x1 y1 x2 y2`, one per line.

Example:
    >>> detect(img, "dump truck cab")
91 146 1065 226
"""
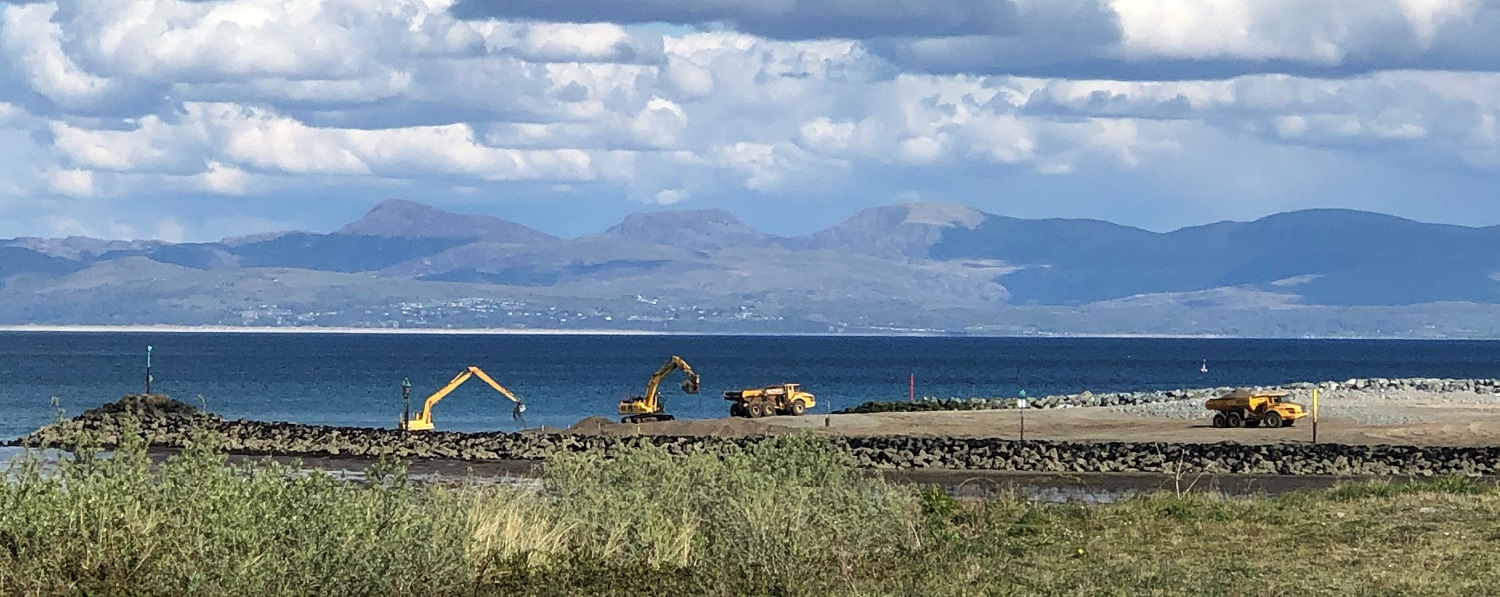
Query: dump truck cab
1205 388 1306 429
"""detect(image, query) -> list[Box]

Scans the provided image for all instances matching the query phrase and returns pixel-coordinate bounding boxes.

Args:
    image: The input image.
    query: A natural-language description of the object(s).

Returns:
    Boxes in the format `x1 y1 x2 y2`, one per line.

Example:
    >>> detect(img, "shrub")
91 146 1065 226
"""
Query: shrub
536 433 924 593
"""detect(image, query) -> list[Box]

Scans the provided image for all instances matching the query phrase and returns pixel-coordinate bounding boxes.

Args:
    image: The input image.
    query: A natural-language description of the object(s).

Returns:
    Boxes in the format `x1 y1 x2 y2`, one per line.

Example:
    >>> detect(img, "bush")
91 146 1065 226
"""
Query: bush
8 416 1500 596
0 422 928 596
0 420 475 596
537 434 923 593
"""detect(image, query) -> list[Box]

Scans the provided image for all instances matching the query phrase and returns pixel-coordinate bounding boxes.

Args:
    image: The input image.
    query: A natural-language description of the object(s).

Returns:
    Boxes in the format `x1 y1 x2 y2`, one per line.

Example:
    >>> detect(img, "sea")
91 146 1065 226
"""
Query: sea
3 331 1500 442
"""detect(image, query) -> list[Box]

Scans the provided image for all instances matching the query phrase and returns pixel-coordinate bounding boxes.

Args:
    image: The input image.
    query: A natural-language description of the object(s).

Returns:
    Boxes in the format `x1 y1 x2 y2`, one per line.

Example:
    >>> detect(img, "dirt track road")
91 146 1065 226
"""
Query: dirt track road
558 389 1500 448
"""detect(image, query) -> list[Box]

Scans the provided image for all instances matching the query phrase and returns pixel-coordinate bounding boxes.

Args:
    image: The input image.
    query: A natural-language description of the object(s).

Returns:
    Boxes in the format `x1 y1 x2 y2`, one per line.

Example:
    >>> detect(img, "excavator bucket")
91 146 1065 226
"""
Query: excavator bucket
680 375 701 394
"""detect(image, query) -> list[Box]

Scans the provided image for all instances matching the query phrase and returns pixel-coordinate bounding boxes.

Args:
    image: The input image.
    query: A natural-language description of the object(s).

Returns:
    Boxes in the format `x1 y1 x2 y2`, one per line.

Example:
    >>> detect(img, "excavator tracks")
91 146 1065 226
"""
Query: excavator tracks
621 413 676 424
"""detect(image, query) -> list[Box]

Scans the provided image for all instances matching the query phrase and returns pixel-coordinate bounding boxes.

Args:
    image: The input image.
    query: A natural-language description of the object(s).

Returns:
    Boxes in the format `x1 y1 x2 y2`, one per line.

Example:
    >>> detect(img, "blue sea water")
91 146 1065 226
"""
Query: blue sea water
3 331 1500 441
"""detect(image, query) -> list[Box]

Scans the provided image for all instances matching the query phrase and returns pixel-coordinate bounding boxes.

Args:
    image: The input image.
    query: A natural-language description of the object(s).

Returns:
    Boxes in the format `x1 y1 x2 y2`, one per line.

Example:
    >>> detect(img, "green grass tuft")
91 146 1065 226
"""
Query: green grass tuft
6 419 1500 595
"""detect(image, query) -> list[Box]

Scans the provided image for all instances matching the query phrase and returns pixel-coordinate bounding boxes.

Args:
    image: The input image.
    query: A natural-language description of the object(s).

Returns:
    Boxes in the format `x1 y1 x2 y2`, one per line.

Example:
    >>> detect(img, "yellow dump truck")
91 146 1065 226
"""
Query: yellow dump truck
724 383 816 418
1205 388 1306 429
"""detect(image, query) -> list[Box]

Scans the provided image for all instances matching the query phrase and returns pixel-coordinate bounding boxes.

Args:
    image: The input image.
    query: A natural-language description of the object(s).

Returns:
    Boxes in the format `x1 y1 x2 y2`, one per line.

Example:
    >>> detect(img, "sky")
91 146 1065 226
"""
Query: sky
2 0 1500 242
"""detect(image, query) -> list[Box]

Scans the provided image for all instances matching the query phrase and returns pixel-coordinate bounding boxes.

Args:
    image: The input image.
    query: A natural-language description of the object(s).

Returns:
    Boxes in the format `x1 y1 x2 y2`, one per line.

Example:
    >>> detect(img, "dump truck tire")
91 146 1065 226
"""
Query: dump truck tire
790 400 807 416
749 403 765 418
1263 411 1283 429
1212 413 1227 428
1226 412 1244 428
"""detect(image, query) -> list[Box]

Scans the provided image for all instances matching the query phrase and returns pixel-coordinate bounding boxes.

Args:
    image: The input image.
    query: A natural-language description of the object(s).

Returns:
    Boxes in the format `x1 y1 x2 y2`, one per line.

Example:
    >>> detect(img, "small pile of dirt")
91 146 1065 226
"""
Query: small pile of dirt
644 417 781 438
566 415 618 434
78 394 215 421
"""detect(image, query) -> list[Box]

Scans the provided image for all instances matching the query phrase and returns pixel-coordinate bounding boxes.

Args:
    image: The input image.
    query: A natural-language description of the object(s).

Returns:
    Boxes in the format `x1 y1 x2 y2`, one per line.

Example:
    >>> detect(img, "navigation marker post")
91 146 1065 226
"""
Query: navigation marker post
909 373 915 402
1312 388 1319 444
145 345 153 394
1017 390 1027 442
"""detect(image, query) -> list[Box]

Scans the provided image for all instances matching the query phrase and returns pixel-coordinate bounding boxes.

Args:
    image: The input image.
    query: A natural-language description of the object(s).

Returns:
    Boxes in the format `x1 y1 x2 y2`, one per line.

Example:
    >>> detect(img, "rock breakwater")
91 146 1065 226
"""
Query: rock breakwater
16 393 1500 478
838 377 1500 414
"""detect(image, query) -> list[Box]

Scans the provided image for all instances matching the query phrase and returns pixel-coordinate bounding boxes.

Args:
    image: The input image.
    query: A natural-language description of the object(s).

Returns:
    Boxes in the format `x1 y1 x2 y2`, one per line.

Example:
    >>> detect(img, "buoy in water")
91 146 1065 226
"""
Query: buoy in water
1200 359 1208 373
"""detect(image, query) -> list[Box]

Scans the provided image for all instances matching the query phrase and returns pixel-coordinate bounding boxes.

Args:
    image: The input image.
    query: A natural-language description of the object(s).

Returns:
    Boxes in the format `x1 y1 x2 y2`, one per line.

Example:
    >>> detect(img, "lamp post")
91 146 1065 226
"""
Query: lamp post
401 377 412 431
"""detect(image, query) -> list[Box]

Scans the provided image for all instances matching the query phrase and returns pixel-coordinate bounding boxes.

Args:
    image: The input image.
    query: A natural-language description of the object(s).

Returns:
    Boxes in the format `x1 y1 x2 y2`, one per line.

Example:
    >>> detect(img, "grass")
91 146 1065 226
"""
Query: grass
4 420 1500 596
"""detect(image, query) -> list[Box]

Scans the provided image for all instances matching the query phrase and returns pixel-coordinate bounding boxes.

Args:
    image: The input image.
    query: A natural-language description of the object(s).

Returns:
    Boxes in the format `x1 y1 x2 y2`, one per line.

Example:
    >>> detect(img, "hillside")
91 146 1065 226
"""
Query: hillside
1 200 1498 337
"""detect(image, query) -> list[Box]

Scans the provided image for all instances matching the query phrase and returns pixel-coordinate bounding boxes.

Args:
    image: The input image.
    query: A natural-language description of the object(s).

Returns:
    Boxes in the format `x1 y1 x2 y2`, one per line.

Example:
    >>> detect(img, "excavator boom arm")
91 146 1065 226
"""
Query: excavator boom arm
636 355 700 413
418 370 474 421
410 366 525 427
470 367 522 404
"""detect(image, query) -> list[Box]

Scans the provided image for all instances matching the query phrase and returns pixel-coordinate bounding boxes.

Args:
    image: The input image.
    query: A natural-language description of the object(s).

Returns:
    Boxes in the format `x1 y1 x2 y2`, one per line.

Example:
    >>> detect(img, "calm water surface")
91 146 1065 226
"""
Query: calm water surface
3 332 1499 440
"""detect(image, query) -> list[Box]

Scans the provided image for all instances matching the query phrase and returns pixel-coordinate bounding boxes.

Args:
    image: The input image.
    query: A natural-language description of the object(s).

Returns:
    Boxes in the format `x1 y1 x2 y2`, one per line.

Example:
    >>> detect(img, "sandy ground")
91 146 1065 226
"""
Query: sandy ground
558 388 1500 447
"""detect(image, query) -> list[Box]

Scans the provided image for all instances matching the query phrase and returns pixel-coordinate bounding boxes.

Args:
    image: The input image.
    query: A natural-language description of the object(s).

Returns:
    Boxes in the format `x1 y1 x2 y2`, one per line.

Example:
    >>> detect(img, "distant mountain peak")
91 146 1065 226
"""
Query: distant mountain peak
338 199 449 233
221 231 296 246
603 209 768 249
611 208 745 227
335 199 556 244
802 201 995 258
898 201 986 229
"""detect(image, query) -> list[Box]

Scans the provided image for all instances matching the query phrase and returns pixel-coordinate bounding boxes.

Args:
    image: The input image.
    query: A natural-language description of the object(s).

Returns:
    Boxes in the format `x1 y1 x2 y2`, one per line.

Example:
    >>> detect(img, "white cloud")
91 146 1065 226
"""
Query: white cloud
154 217 186 243
0 102 29 128
450 0 1027 40
451 0 1500 78
1 0 1500 241
196 161 250 195
65 0 477 81
1 4 117 107
486 22 664 63
654 188 689 204
662 54 715 99
1017 70 1500 166
49 102 614 183
1107 0 1483 63
44 168 97 198
628 97 689 148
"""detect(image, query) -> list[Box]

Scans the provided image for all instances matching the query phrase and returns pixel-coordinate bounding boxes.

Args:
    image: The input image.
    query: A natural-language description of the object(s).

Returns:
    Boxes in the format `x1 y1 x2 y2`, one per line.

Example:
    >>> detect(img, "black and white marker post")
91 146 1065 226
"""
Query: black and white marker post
145 345 153 394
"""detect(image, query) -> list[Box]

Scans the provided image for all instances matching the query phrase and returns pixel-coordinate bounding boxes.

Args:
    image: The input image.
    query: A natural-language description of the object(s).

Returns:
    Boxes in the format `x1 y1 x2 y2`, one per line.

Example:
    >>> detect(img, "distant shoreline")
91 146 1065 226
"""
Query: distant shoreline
0 324 1215 338
0 324 1488 340
0 324 671 336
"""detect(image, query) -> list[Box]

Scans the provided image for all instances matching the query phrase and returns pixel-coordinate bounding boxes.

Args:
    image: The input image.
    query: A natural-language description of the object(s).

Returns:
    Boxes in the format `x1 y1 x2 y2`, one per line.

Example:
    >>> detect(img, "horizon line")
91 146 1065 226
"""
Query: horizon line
1 199 1479 246
0 324 1493 341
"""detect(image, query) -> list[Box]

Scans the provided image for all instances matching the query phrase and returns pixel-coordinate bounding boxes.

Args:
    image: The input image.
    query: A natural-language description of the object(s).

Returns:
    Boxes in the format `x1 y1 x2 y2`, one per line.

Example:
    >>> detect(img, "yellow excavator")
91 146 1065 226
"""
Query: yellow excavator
617 355 700 423
400 366 526 431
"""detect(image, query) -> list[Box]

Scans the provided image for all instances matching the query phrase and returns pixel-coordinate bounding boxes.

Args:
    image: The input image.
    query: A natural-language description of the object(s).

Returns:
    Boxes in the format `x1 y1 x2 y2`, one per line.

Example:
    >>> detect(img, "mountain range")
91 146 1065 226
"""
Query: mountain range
2 199 1498 337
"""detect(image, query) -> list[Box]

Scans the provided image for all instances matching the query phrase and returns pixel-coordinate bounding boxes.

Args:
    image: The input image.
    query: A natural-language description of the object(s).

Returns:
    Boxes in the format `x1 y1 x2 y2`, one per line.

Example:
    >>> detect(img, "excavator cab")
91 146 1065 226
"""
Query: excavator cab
401 366 526 431
618 355 700 424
